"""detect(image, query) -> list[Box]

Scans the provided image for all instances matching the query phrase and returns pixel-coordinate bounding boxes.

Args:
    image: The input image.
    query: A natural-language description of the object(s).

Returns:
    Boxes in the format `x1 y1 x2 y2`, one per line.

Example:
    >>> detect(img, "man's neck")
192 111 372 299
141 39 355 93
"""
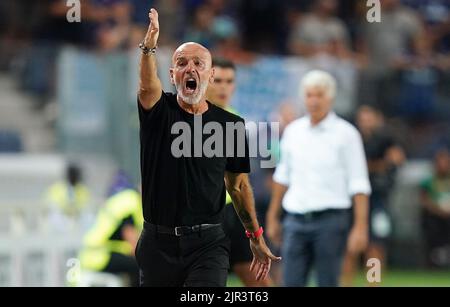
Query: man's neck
177 97 209 114
310 112 329 126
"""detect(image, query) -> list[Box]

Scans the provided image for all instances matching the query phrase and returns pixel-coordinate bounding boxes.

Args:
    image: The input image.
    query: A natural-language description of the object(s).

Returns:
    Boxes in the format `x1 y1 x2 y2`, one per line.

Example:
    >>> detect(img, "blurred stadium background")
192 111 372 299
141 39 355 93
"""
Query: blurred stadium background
0 0 449 286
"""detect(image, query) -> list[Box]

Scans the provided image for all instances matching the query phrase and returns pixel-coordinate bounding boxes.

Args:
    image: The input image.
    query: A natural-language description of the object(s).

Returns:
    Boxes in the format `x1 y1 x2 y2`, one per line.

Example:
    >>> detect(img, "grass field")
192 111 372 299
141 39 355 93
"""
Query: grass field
227 270 450 287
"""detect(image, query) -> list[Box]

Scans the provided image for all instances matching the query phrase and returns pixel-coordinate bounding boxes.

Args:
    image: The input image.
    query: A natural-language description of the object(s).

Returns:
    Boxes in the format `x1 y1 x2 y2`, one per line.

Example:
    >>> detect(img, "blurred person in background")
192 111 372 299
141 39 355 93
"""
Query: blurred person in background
239 0 286 54
35 0 132 50
45 163 91 232
78 171 142 287
90 0 133 51
183 0 240 52
420 148 450 268
261 102 300 286
206 57 271 287
341 105 406 286
356 0 426 115
402 0 450 55
266 70 371 287
207 0 256 64
183 3 217 49
288 0 352 59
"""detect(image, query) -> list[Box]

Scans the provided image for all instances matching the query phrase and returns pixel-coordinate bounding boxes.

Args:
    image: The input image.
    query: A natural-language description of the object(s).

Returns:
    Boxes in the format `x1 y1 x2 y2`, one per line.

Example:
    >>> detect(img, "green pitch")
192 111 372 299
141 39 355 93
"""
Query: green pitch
227 270 450 287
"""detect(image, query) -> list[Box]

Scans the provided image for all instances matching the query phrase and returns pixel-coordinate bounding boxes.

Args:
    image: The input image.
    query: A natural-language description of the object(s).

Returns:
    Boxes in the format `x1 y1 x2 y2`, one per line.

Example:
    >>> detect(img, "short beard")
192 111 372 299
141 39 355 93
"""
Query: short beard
175 79 209 105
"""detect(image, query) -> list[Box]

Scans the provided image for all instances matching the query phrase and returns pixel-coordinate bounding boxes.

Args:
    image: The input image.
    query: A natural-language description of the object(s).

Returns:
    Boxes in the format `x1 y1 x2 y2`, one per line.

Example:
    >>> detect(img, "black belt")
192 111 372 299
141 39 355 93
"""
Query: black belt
289 208 349 220
144 221 221 237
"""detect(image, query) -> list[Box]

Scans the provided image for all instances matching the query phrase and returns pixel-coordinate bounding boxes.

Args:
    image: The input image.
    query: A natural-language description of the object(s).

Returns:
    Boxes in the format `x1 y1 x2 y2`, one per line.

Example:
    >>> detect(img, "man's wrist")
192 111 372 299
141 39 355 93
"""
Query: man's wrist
353 222 368 230
250 236 263 244
139 41 157 55
246 226 264 241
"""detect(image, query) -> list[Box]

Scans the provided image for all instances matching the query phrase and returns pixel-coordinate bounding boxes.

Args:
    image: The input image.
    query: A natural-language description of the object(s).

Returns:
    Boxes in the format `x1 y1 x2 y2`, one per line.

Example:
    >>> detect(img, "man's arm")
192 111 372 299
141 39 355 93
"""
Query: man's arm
420 189 450 218
138 8 162 110
344 129 371 255
224 171 281 281
224 172 259 232
122 225 139 255
347 193 369 254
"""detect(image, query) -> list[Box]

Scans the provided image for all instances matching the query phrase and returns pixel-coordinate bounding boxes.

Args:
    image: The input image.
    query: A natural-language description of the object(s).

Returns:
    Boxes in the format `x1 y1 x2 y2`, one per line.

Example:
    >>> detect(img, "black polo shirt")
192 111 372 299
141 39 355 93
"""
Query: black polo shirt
138 91 250 227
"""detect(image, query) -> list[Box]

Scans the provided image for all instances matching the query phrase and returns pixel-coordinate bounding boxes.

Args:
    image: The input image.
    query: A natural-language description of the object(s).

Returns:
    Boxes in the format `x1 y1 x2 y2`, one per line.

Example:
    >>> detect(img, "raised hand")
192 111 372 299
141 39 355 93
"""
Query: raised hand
144 8 159 48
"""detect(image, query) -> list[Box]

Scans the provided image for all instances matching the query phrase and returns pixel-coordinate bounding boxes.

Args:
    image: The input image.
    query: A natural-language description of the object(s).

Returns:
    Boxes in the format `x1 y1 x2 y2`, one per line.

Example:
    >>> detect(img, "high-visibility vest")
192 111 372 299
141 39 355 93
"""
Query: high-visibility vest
78 189 143 271
45 182 90 216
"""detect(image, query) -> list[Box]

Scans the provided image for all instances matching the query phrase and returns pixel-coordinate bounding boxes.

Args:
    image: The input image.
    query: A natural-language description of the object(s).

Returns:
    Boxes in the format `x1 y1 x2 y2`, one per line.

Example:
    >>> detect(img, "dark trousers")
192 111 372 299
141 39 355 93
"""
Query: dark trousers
422 210 450 268
136 223 230 287
222 204 254 267
282 210 351 287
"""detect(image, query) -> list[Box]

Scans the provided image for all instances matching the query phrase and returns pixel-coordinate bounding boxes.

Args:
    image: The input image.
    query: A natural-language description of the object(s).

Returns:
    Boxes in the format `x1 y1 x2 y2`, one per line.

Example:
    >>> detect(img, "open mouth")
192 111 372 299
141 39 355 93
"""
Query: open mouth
185 78 197 94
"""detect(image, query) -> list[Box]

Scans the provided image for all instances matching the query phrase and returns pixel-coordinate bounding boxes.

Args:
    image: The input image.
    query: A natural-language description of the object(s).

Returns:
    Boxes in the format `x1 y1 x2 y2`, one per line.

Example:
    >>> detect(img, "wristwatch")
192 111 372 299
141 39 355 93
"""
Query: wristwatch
245 227 264 240
139 41 157 55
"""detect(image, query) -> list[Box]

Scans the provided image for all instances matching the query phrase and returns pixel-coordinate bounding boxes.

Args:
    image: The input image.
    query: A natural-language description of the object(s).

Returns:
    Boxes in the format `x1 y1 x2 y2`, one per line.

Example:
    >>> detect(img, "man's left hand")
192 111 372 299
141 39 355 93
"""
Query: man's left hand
249 237 282 281
347 224 369 255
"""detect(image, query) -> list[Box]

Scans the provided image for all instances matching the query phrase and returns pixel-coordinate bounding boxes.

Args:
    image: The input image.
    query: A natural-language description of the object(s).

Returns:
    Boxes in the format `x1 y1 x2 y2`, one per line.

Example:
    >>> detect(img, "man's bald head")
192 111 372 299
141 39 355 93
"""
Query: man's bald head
172 42 212 68
170 42 215 105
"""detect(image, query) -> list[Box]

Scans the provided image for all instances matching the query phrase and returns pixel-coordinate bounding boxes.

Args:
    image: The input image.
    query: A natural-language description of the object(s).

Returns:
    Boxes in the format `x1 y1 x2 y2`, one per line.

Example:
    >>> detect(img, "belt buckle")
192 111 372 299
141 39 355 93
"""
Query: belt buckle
175 226 182 237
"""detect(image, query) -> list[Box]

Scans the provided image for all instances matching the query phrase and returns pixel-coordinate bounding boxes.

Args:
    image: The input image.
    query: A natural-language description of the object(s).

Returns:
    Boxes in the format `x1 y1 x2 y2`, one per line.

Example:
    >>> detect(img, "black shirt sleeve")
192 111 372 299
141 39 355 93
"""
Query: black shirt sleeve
137 90 168 125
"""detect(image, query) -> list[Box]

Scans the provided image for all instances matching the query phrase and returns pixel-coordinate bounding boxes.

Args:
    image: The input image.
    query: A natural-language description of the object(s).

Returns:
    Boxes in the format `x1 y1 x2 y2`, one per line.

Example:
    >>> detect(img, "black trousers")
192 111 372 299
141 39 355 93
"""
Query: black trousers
222 204 253 267
422 210 450 268
136 223 230 287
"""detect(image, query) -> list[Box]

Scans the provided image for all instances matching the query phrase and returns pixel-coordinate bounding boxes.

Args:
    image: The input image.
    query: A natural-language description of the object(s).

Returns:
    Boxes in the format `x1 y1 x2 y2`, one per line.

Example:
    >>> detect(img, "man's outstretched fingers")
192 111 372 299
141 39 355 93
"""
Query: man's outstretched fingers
269 252 282 262
256 262 266 280
149 8 159 28
250 258 256 272
261 267 269 281
260 264 269 281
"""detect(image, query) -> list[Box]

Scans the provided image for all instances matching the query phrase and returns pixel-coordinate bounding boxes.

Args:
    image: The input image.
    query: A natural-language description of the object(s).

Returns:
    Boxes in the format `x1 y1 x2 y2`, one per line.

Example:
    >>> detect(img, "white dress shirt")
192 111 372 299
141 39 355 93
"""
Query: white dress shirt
273 112 371 214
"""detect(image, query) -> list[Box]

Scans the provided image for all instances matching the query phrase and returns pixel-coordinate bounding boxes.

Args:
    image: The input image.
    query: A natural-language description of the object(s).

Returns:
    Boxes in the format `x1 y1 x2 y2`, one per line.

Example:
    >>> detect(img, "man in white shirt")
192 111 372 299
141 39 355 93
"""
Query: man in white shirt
266 70 371 287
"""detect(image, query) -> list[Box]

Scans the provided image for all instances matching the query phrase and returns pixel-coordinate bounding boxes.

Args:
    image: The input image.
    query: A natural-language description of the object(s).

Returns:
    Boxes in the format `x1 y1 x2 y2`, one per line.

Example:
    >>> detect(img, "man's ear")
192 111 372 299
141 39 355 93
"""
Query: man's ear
169 68 175 85
209 67 215 84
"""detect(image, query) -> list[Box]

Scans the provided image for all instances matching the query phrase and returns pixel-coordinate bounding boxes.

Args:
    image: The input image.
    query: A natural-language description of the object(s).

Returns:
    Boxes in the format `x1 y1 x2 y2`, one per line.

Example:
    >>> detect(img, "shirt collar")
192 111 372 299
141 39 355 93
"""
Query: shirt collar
307 111 336 130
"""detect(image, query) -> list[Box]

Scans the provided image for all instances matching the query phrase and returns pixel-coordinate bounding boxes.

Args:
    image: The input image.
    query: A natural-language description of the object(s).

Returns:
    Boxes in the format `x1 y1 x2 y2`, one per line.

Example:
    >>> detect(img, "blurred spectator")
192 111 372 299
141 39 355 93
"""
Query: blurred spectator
78 172 142 287
183 1 240 51
183 3 217 48
401 0 450 96
212 16 256 64
420 148 450 268
342 105 406 286
239 0 287 54
34 0 133 51
359 0 425 74
261 101 299 286
403 0 450 53
206 57 272 287
144 0 182 48
45 163 91 232
288 0 352 59
35 0 86 46
106 170 134 198
357 0 426 115
91 0 133 51
17 0 134 102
